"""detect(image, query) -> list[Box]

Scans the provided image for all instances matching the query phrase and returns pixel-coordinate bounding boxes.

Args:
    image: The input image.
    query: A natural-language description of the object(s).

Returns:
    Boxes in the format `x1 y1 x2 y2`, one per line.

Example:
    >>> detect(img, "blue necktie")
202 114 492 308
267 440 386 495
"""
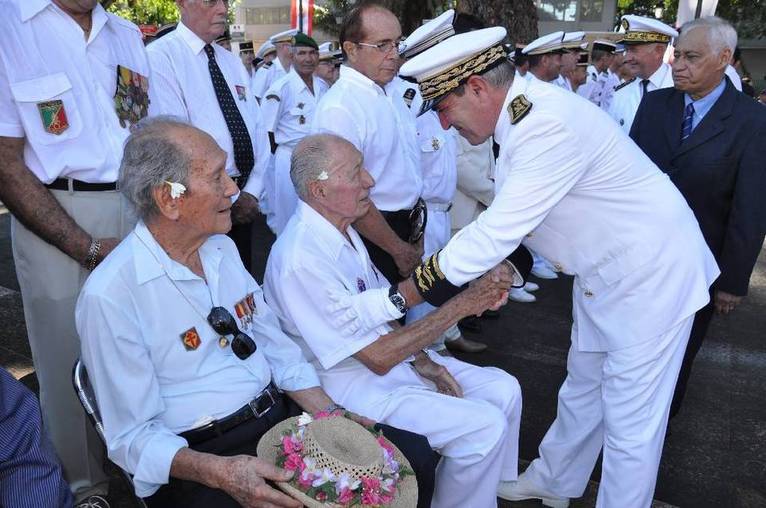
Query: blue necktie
681 102 695 141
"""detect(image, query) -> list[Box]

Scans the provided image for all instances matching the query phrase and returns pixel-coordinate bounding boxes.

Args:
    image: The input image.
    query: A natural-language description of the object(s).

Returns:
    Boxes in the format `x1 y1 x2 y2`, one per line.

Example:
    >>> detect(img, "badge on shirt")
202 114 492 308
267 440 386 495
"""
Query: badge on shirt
357 277 367 293
235 85 247 101
431 138 440 151
37 100 69 135
299 115 306 125
234 292 257 329
181 327 202 351
114 65 149 128
508 94 532 125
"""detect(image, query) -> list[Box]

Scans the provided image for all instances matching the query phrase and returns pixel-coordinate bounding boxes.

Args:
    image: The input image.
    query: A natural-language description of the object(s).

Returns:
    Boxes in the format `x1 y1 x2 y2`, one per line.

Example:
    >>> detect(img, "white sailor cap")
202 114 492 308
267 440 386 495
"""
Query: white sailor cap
561 31 587 50
269 28 299 44
256 40 276 59
400 9 456 59
619 15 678 44
521 31 565 55
318 41 341 62
592 39 617 53
400 26 508 115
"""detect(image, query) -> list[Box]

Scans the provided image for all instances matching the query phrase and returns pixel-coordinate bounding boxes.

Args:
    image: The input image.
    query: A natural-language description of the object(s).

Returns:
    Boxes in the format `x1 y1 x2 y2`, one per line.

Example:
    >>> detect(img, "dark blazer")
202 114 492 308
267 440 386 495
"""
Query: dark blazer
630 78 766 296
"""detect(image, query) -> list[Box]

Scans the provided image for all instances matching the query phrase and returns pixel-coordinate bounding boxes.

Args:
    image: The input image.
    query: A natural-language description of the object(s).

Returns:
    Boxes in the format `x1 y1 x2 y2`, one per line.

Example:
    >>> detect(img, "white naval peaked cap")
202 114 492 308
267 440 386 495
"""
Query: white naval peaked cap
619 15 678 44
256 40 276 59
521 31 565 55
269 28 299 44
400 9 456 59
561 31 587 50
318 41 341 61
399 26 508 115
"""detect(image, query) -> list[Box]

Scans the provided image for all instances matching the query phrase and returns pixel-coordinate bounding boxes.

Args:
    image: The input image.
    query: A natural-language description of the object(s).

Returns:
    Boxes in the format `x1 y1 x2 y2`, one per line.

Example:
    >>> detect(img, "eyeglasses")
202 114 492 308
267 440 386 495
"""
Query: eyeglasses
207 306 257 360
355 39 405 55
201 0 229 7
409 198 427 244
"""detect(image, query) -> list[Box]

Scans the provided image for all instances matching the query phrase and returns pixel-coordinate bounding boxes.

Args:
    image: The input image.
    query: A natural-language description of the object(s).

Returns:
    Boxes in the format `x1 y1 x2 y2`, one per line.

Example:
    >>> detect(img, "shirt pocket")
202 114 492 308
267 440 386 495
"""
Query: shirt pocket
420 134 446 154
9 73 83 144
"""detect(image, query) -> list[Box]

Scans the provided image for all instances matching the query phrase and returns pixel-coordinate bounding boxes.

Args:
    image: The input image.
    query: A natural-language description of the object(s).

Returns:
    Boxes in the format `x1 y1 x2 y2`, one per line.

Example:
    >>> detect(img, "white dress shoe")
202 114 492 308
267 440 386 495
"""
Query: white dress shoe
523 281 540 292
497 475 569 508
531 264 559 279
508 287 536 303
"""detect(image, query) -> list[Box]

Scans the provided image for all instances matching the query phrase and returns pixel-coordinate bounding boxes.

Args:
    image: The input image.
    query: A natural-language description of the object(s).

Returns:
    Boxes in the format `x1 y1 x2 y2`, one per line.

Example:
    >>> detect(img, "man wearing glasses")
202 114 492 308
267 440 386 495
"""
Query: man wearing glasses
76 119 438 507
312 4 424 293
146 0 269 272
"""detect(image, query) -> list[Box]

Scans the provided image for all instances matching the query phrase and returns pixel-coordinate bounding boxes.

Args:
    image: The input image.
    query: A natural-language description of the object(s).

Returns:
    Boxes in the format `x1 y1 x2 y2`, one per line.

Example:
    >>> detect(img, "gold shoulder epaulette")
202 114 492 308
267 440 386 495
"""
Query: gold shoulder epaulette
614 77 636 92
508 94 532 125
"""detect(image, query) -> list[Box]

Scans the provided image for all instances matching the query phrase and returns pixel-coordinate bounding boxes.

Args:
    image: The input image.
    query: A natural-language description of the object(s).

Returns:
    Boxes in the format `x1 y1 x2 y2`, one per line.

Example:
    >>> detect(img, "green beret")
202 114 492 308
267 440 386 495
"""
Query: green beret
292 32 318 50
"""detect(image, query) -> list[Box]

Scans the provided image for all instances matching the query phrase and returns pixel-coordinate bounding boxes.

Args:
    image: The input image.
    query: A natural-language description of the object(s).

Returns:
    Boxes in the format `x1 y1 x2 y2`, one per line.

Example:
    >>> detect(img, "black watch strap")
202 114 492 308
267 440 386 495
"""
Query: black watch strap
388 285 408 314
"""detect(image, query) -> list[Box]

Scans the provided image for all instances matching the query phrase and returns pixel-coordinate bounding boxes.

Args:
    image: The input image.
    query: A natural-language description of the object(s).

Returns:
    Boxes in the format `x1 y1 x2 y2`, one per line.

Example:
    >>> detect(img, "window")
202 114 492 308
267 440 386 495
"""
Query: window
535 0 605 22
244 7 290 25
580 0 604 22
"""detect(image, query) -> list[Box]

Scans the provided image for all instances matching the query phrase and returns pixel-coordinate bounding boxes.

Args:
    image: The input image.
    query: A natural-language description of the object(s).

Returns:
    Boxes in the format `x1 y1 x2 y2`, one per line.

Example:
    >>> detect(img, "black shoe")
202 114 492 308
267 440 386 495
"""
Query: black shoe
458 315 482 333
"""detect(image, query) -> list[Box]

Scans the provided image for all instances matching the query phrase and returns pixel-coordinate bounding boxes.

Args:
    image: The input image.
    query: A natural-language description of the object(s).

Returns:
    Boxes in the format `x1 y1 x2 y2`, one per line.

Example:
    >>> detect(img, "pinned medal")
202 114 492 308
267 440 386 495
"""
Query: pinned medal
297 102 305 109
38 100 69 135
235 85 247 101
357 278 367 292
181 327 202 351
299 115 306 125
431 138 440 150
218 336 229 348
114 65 149 128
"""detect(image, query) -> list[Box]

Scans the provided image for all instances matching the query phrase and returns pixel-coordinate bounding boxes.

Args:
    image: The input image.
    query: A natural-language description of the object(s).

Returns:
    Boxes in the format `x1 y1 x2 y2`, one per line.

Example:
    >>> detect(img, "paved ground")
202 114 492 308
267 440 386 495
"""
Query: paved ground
1 210 764 507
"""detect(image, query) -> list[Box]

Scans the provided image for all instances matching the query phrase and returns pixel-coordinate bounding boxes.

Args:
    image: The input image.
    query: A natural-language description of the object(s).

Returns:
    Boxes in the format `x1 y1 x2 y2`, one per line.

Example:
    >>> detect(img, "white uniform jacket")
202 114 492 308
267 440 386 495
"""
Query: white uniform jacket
438 77 719 352
253 57 289 100
449 136 496 231
608 62 674 133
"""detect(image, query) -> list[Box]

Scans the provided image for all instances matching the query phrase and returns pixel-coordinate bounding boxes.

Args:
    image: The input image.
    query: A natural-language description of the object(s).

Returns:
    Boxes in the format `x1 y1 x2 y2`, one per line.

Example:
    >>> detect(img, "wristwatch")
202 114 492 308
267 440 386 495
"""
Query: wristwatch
388 285 408 314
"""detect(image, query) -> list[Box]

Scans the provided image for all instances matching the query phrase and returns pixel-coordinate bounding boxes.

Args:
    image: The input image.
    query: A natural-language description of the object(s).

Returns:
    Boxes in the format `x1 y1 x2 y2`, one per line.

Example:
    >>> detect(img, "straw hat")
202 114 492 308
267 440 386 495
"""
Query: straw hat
257 415 417 507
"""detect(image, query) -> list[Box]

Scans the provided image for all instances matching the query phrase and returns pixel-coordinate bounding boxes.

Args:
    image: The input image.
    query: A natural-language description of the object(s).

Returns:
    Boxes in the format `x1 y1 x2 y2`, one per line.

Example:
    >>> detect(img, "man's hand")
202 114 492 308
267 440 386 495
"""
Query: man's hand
220 455 301 508
394 239 423 278
231 191 260 225
714 290 743 315
457 264 512 316
411 352 463 397
345 411 376 429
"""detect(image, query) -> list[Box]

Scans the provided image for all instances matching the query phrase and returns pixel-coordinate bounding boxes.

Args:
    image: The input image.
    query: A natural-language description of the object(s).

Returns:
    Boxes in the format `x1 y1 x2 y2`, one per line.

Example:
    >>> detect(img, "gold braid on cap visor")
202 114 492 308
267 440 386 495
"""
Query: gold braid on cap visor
621 31 672 44
419 44 506 101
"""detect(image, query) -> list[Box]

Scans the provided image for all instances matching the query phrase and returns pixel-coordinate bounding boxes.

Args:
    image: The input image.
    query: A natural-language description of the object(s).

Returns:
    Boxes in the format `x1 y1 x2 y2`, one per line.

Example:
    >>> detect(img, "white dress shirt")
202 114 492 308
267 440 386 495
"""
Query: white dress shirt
312 65 422 211
0 0 149 183
252 56 289 100
554 74 573 92
608 62 674 133
600 68 621 111
146 22 270 200
75 221 320 497
437 77 718 352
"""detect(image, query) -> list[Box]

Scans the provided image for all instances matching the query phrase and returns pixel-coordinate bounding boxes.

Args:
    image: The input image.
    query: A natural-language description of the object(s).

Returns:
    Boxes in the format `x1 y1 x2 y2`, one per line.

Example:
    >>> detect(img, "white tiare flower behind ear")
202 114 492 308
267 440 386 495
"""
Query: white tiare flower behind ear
317 171 329 181
164 180 187 199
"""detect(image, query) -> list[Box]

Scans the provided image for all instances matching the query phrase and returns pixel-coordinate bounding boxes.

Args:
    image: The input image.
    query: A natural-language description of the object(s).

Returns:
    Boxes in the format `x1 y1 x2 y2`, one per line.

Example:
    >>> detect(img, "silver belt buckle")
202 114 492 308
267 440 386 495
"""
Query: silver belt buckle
249 386 276 418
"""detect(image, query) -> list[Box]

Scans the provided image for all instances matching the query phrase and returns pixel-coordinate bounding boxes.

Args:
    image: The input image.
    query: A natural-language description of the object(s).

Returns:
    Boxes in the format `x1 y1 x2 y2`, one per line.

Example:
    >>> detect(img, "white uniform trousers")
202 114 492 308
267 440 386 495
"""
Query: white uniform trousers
11 188 136 498
344 354 522 508
262 151 278 233
524 315 694 507
271 144 300 235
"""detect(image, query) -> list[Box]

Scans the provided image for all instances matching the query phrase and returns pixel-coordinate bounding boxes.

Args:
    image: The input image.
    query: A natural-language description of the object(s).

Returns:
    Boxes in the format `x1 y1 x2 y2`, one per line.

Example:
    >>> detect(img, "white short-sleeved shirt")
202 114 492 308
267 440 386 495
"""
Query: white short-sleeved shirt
253 57 289 100
260 69 328 148
417 111 457 205
264 202 429 406
76 221 319 497
312 66 422 212
608 62 673 133
146 22 270 199
0 0 149 183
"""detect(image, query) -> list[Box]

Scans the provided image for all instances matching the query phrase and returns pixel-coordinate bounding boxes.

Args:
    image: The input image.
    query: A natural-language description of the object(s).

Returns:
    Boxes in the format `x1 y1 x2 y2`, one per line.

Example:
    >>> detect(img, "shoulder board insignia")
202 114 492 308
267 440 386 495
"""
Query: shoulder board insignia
265 94 280 102
508 94 532 125
614 77 636 92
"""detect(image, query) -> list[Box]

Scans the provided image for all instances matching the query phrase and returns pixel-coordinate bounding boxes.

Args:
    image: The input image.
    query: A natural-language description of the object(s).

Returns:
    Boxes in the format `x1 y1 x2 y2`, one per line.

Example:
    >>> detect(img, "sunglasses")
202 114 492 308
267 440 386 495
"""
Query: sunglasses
207 306 257 360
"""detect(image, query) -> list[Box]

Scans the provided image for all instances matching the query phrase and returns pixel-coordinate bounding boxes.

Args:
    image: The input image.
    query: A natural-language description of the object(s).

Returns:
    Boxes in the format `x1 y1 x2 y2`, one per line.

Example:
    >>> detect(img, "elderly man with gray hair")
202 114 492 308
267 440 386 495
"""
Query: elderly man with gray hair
75 118 437 507
264 133 523 508
630 15 766 419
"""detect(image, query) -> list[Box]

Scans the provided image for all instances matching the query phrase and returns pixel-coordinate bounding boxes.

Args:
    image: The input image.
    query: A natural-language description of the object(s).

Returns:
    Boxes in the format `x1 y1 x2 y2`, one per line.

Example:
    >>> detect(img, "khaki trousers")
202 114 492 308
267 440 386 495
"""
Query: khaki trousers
11 188 135 498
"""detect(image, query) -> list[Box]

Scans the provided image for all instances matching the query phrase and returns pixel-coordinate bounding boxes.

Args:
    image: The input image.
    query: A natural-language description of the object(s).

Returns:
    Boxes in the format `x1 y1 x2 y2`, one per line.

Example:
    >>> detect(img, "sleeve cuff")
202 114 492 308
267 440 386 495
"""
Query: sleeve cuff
273 362 321 392
0 123 24 138
132 434 188 498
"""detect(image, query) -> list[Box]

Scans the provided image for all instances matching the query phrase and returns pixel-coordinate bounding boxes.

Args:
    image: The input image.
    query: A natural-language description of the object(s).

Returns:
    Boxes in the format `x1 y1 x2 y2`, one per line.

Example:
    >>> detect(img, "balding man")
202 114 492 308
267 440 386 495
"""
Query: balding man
0 0 149 502
312 4 423 291
630 16 766 419
264 133 523 508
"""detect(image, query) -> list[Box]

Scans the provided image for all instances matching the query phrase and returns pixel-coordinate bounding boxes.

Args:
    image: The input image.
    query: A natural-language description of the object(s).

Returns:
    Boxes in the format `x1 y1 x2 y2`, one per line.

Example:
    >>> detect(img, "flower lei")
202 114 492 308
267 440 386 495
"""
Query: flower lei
276 410 413 507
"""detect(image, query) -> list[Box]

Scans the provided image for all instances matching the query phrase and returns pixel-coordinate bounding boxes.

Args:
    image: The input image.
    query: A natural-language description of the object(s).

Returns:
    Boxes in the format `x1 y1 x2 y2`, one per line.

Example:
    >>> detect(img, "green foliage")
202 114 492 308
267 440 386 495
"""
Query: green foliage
107 0 179 25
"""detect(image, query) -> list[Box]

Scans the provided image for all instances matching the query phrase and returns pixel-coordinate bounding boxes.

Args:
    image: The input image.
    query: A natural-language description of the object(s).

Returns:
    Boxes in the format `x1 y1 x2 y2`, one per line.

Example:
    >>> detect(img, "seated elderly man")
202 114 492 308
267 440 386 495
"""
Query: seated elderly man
75 119 437 507
264 133 522 508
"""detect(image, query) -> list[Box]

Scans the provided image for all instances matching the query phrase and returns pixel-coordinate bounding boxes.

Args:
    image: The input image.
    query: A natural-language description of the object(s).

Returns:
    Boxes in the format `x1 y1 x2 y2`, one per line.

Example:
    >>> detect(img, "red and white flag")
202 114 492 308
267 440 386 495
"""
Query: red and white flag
291 0 314 36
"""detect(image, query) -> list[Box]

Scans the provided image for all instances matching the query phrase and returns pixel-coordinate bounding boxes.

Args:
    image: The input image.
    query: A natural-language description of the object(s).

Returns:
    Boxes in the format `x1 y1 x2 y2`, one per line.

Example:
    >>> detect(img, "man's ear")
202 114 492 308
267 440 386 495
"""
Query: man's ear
153 184 182 221
307 180 325 201
719 48 733 70
465 74 489 97
342 41 357 62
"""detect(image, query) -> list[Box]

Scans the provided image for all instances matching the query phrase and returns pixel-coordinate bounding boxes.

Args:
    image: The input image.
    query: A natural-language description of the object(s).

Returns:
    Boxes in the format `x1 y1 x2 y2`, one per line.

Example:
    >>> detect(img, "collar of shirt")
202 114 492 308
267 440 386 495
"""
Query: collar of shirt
22 0 109 41
132 221 224 286
295 201 365 261
339 65 386 96
684 77 726 127
287 67 316 96
647 62 671 90
175 20 207 56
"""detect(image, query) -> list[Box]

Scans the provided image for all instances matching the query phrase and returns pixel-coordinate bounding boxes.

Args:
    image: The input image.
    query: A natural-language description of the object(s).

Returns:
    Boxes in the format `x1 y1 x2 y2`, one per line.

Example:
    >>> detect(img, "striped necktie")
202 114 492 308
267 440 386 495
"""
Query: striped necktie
204 44 254 188
640 79 650 97
681 102 695 141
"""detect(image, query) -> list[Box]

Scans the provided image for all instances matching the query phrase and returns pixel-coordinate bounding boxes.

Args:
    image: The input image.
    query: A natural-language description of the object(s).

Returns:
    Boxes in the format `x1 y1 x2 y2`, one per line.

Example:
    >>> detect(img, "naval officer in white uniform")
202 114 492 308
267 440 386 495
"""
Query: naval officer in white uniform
608 15 677 132
395 27 718 508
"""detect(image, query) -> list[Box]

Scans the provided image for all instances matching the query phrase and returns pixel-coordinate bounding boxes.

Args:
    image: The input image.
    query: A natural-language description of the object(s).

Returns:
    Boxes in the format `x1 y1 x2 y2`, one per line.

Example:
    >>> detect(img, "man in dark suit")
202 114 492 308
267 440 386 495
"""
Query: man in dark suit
631 16 766 418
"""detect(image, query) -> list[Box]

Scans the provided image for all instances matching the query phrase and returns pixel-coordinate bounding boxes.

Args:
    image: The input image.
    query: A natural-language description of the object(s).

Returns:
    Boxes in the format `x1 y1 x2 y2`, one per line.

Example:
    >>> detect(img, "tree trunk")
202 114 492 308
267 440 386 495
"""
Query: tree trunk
457 0 539 43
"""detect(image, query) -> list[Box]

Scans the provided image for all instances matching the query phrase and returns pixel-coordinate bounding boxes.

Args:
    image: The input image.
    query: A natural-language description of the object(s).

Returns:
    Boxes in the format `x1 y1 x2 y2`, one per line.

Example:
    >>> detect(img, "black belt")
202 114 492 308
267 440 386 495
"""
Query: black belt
179 384 281 446
45 178 117 192
380 208 413 221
